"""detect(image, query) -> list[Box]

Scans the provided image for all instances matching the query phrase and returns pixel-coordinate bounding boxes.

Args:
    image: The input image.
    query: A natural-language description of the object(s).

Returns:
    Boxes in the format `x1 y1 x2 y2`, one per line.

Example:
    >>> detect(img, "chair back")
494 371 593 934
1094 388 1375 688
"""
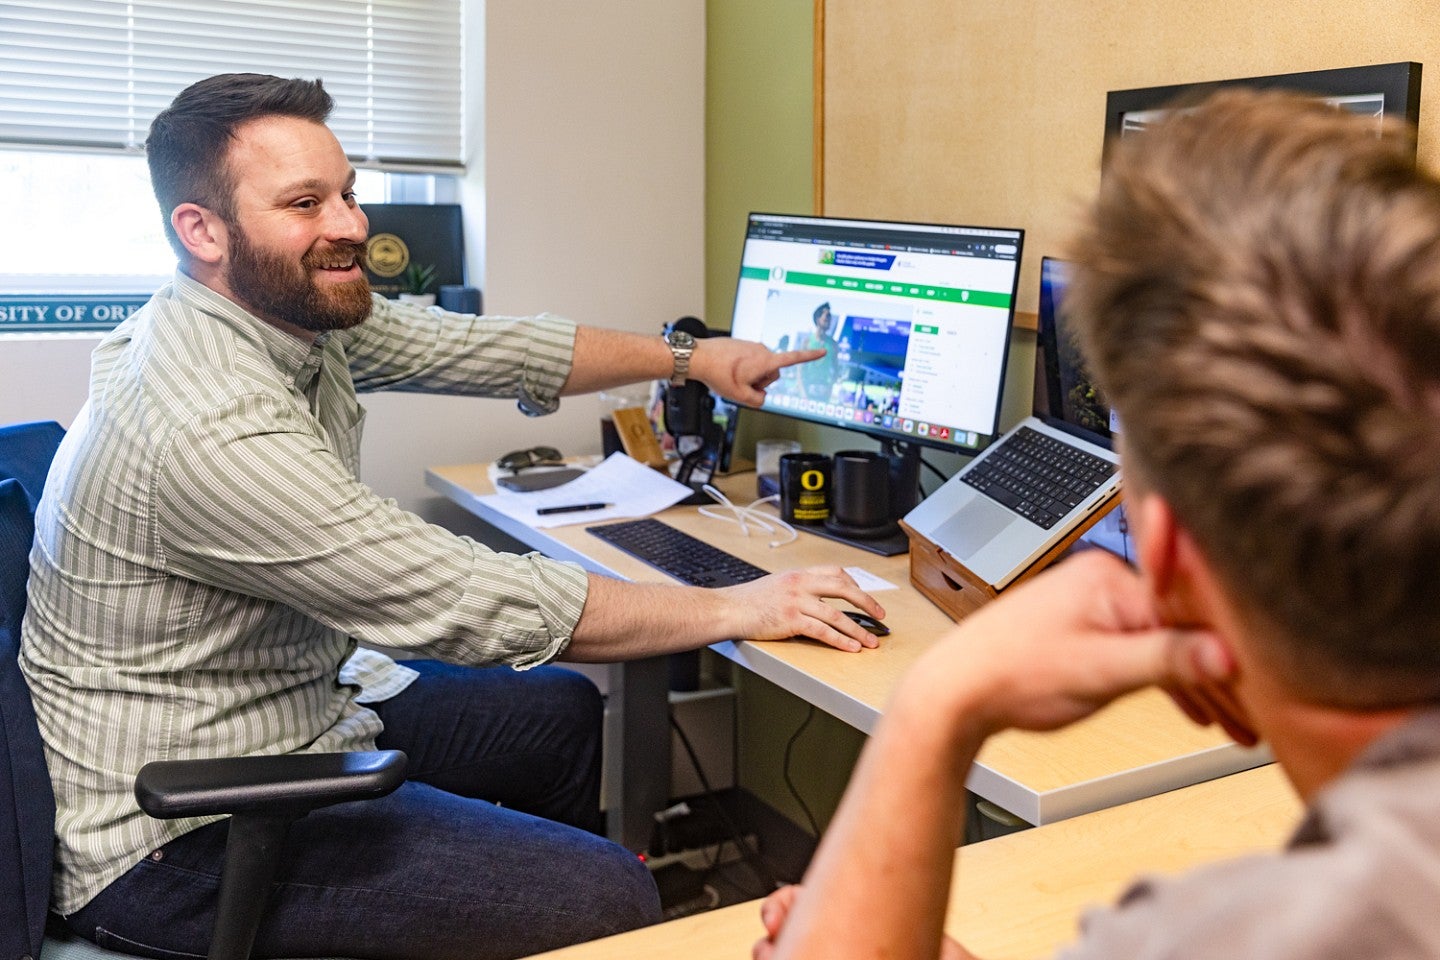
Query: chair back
1 421 66 960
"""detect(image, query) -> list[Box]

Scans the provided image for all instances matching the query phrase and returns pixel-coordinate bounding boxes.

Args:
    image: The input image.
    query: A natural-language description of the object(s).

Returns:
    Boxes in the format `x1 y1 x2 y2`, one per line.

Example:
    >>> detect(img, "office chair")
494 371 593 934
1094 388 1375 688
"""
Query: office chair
0 420 407 960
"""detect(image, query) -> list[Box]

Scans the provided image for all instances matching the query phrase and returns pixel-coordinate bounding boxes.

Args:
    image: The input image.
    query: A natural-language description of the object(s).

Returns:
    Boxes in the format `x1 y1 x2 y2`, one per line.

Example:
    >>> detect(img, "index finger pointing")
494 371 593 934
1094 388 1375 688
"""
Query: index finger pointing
771 348 827 369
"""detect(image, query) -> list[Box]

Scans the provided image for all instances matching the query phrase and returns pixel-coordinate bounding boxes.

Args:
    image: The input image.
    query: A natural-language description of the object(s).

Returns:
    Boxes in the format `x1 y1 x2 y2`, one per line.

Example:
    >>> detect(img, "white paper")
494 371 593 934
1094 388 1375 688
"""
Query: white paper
844 566 900 592
480 452 693 528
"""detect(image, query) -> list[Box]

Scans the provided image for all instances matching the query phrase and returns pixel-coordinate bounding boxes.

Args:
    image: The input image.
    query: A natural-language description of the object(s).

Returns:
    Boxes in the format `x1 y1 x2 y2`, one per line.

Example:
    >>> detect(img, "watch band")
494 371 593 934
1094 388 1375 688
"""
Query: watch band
666 331 696 387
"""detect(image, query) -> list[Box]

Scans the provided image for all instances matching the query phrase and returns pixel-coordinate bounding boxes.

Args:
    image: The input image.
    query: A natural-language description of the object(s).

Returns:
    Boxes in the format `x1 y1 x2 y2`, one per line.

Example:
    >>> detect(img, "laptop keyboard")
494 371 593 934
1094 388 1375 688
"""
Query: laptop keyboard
586 518 769 587
960 426 1117 530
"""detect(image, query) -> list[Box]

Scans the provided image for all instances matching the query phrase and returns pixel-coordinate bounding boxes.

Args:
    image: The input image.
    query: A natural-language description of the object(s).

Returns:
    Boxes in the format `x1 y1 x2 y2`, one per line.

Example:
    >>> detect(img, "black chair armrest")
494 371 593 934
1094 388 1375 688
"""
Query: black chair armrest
134 750 407 819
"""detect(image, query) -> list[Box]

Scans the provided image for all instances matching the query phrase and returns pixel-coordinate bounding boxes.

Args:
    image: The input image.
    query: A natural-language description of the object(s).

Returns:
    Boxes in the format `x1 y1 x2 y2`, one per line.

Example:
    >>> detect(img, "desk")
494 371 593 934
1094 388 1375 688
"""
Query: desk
523 763 1301 960
426 464 1270 831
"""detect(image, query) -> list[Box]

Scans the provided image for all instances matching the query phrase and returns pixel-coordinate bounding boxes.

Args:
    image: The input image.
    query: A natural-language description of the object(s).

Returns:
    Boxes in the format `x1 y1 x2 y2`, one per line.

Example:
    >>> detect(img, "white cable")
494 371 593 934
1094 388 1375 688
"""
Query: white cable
698 484 798 548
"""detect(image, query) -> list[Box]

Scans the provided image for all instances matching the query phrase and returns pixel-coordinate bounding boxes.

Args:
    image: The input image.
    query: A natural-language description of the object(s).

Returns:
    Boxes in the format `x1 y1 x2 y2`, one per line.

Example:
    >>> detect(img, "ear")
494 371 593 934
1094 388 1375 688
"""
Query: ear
1133 493 1179 599
170 203 228 265
1133 492 1216 630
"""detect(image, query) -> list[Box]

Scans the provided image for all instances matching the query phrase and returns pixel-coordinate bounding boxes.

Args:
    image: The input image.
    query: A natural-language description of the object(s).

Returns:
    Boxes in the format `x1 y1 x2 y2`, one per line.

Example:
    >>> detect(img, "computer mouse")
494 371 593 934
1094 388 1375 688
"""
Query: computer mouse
843 610 890 636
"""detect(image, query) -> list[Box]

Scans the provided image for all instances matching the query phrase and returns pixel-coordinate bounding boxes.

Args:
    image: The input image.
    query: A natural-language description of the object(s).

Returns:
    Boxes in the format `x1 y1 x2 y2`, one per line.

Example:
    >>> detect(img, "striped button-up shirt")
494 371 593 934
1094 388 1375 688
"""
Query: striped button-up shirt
20 271 592 912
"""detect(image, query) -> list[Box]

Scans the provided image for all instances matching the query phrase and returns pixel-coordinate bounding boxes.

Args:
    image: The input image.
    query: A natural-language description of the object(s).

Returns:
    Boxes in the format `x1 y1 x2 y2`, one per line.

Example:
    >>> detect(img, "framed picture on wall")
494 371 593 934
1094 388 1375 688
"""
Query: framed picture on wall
362 204 466 299
1104 62 1422 155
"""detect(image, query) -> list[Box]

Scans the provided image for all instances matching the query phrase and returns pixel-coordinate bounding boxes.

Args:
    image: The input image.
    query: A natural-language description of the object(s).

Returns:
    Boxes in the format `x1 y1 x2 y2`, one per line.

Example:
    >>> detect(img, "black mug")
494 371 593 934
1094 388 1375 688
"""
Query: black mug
779 453 831 525
827 449 893 534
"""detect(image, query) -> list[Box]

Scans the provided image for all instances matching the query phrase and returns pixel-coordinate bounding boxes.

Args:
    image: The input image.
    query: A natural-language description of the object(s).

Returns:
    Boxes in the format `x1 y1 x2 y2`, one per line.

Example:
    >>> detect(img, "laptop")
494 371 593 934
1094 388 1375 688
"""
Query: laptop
902 256 1122 590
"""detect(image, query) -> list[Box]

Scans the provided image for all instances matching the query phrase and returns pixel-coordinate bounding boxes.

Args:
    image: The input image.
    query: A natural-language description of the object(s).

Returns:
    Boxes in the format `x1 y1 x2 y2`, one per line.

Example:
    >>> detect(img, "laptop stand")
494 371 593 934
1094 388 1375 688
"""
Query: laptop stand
899 493 1124 622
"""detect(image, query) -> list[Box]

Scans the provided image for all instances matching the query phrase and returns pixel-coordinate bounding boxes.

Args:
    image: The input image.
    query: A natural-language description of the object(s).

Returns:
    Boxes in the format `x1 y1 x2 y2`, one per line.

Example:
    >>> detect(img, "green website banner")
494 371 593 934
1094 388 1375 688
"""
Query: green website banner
781 270 1011 308
741 264 1012 309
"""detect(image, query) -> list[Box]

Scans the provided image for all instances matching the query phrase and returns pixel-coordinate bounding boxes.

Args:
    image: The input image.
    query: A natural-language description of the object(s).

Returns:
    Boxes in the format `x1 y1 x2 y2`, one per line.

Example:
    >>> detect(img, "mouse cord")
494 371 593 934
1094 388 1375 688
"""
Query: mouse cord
783 704 822 839
698 485 798 548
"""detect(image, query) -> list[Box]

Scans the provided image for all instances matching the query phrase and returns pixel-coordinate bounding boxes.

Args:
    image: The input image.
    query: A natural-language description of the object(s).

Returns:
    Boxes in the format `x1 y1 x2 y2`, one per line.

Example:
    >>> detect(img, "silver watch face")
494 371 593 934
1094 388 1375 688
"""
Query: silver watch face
667 330 695 384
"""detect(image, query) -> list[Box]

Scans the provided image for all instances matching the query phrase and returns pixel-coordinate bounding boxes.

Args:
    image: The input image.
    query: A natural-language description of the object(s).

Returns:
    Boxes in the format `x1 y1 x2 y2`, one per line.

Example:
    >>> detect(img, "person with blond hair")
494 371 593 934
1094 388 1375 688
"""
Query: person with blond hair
757 87 1440 959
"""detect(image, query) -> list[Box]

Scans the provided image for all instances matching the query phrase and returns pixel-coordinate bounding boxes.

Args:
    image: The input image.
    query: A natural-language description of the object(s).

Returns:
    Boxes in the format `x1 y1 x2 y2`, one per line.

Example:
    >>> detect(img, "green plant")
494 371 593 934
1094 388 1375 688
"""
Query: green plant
402 262 437 295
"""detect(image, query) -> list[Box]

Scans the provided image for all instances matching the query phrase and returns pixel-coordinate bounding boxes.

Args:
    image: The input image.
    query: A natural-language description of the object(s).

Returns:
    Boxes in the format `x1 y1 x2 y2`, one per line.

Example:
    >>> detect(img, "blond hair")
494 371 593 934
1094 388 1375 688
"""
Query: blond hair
1069 89 1440 708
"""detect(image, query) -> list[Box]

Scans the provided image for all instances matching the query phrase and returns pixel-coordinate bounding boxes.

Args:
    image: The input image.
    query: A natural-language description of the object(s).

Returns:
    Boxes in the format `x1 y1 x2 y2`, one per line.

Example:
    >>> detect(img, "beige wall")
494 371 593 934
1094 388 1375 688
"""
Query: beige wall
364 0 706 517
823 1 1439 316
481 0 704 328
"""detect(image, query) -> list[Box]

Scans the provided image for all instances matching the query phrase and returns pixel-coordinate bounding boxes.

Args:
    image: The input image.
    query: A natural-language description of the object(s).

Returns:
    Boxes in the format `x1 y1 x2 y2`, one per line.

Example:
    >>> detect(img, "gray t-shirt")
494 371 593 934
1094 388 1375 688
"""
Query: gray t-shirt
1063 708 1440 959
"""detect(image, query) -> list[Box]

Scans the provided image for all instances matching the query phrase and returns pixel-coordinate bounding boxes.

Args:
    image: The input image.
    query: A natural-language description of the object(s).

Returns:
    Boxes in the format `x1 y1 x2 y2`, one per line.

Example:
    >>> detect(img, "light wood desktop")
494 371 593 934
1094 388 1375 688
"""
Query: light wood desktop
524 763 1300 960
426 463 1270 827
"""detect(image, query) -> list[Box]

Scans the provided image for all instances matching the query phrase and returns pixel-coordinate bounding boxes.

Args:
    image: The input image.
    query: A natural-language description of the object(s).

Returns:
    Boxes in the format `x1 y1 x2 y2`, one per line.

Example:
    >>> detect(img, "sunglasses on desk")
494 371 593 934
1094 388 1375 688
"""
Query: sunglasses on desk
497 445 565 472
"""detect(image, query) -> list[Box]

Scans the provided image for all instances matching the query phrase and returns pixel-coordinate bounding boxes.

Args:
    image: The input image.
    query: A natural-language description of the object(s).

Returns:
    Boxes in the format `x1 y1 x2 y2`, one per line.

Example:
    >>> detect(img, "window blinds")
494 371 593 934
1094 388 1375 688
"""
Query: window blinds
0 0 463 170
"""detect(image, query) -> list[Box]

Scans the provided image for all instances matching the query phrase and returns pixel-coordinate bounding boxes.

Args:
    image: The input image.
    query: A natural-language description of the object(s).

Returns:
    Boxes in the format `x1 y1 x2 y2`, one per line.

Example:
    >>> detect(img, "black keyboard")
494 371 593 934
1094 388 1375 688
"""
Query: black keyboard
960 426 1117 530
586 518 769 587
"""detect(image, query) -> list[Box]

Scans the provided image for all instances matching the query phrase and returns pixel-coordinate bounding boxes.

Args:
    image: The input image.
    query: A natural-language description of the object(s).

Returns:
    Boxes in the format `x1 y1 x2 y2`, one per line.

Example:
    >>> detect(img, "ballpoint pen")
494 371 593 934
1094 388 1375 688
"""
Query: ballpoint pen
535 502 613 516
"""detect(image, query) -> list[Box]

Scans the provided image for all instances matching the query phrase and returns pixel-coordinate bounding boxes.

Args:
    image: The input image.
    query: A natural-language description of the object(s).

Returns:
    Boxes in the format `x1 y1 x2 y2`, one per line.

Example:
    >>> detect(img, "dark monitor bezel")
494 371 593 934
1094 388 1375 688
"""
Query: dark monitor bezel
1034 255 1115 451
1103 62 1422 163
731 210 1025 457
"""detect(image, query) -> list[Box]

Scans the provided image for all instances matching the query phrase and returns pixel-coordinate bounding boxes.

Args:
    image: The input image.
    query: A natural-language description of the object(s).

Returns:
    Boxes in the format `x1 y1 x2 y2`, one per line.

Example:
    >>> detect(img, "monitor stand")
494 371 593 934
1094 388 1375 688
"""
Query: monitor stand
797 440 922 557
805 520 910 557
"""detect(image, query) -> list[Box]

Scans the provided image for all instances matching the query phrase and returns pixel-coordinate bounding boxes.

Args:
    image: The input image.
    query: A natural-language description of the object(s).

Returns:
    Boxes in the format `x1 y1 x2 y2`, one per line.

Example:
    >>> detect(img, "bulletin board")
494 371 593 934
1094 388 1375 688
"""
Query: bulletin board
815 0 1440 320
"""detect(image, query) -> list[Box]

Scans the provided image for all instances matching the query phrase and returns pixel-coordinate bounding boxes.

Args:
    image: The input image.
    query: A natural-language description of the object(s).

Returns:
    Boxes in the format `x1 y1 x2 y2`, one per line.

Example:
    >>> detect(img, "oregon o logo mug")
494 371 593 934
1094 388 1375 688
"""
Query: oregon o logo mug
780 453 831 525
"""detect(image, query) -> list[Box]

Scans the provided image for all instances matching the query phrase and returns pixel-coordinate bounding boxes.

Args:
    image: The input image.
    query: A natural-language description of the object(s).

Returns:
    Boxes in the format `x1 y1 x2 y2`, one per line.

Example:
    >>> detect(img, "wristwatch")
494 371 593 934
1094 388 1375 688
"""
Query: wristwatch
665 329 696 387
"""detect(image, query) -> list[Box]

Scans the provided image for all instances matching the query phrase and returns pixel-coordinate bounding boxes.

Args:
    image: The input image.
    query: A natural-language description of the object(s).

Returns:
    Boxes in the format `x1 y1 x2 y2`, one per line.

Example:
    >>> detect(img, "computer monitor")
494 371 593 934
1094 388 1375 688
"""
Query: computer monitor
728 212 1025 465
1036 255 1133 562
1034 256 1119 444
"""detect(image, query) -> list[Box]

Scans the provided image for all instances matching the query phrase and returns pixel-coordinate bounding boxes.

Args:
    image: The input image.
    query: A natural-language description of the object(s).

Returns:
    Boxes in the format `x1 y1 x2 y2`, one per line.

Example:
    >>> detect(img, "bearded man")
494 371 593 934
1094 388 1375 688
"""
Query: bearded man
21 73 883 960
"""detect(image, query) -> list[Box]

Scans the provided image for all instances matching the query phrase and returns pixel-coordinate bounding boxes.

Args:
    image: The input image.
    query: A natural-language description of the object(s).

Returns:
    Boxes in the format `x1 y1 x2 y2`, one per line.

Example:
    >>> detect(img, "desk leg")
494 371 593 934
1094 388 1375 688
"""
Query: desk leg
606 656 672 851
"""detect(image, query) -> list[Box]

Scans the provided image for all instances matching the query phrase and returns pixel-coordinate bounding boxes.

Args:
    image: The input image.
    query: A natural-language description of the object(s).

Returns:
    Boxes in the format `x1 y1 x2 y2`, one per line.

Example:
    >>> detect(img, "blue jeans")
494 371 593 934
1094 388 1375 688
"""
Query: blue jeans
66 661 662 959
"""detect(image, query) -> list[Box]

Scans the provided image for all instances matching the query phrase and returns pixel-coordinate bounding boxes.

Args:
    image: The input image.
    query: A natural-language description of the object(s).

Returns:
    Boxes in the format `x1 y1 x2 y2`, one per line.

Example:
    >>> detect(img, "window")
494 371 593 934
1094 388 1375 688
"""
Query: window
0 150 432 296
0 0 463 321
0 0 464 166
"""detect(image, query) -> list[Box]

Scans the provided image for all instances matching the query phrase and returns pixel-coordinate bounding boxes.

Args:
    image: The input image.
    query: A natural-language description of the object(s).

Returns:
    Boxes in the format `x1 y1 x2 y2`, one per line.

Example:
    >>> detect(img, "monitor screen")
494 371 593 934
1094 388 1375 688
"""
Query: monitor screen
1037 256 1133 561
1035 256 1119 443
728 212 1024 455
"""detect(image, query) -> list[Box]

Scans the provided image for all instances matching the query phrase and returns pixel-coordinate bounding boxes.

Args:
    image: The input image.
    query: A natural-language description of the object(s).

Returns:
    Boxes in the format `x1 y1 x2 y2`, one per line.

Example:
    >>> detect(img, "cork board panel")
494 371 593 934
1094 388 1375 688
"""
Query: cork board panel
821 1 1440 317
